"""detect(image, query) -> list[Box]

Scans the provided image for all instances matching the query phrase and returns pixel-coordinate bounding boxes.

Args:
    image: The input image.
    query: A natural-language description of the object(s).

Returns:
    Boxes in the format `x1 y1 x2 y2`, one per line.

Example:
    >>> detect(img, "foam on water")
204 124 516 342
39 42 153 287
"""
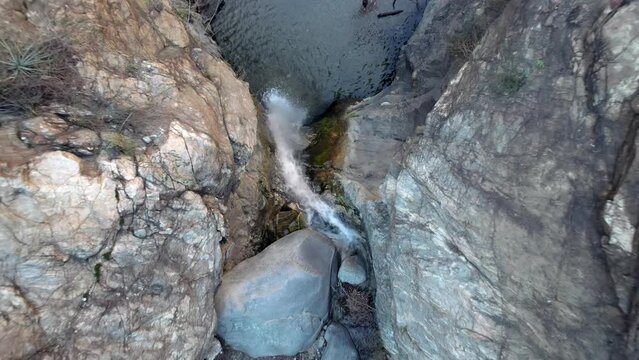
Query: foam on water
263 89 357 246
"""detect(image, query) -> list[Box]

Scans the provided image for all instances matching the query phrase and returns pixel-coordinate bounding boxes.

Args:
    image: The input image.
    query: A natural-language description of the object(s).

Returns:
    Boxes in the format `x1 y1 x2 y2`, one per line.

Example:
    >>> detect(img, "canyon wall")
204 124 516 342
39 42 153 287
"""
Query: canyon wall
0 0 271 358
2 0 639 359
341 0 639 358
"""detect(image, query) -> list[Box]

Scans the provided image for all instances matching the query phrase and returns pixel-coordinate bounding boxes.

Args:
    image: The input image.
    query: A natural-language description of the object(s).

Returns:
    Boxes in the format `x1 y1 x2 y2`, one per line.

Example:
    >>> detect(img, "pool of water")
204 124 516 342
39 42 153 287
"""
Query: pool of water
208 0 426 117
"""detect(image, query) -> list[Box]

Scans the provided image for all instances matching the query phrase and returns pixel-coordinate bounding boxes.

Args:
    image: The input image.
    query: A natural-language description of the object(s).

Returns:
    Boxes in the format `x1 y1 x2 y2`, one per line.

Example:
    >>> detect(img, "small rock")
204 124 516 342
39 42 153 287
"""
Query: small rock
133 228 147 238
115 158 138 181
19 115 69 146
380 101 391 106
215 229 337 357
322 323 359 360
142 136 153 144
124 177 146 206
155 10 190 48
338 255 367 285
59 129 101 156
21 115 69 138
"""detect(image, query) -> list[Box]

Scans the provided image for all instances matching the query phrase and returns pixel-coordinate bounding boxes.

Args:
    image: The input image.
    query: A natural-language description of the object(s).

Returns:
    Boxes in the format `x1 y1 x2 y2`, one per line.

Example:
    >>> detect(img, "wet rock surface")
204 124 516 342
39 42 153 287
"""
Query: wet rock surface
215 229 337 358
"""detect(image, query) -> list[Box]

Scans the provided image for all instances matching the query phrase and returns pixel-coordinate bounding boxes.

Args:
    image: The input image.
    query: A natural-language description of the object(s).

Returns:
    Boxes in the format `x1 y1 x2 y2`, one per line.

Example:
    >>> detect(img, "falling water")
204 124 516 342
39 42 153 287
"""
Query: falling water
263 89 357 246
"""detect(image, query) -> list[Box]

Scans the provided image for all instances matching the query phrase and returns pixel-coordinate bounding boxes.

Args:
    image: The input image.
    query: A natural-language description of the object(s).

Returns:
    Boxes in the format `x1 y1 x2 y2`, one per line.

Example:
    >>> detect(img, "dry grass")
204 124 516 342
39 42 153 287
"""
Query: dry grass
102 132 138 157
343 285 376 327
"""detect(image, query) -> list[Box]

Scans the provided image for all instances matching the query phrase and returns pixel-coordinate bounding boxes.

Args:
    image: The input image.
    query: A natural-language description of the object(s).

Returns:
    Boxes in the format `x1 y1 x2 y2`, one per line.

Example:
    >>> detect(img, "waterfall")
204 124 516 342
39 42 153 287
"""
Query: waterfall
263 89 357 246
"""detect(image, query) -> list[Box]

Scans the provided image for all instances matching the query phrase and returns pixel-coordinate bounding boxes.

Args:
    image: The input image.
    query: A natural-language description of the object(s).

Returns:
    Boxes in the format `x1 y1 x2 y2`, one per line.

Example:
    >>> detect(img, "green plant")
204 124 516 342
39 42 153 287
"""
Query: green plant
495 63 527 95
0 39 53 79
307 114 347 166
0 38 80 114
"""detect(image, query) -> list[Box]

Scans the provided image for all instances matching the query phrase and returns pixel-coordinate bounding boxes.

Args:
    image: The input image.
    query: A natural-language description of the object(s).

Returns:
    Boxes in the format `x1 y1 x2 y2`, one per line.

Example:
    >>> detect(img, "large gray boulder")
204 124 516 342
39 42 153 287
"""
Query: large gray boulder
215 229 337 357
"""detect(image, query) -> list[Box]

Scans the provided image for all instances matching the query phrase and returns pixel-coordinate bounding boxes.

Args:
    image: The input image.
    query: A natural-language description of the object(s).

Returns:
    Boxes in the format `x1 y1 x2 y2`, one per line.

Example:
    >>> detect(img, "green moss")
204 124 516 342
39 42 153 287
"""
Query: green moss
287 214 306 233
93 263 102 282
307 114 347 167
495 63 528 95
102 251 112 261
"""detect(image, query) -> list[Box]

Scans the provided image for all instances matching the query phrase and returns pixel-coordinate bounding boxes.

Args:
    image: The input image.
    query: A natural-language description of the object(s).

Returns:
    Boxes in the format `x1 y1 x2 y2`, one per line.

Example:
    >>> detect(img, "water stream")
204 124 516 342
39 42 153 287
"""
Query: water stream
205 1 427 357
263 90 357 248
208 0 426 248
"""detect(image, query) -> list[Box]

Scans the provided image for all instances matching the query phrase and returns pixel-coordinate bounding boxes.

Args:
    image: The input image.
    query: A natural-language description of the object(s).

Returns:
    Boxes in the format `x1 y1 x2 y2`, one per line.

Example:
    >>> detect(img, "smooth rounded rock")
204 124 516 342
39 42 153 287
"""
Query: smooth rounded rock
321 323 359 360
215 229 337 357
338 255 367 285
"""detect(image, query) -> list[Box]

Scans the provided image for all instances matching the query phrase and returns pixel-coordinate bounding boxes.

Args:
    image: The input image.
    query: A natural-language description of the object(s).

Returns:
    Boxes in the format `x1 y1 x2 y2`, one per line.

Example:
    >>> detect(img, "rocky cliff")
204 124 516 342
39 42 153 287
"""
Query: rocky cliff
341 0 639 359
0 0 272 358
3 0 639 359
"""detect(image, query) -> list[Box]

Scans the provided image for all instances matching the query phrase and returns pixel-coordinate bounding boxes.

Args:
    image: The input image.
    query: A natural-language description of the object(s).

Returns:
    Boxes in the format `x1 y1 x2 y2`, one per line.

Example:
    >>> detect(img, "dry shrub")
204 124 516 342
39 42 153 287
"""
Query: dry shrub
0 38 81 114
343 285 375 327
448 24 483 61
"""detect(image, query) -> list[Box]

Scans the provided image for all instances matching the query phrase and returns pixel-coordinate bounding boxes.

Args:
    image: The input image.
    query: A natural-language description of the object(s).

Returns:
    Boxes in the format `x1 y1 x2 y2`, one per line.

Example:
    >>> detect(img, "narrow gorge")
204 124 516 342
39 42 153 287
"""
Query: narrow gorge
1 0 639 360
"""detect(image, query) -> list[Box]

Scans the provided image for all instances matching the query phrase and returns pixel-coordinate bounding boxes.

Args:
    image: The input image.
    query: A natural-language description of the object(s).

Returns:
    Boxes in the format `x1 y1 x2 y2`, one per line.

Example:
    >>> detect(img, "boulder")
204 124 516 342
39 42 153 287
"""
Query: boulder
215 229 337 357
322 323 359 360
338 255 367 285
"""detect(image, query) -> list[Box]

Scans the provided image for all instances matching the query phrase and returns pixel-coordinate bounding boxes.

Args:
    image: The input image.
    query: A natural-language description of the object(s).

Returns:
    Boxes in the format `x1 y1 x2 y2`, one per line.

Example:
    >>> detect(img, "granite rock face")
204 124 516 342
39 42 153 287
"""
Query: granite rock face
341 0 639 359
0 0 267 358
215 229 337 358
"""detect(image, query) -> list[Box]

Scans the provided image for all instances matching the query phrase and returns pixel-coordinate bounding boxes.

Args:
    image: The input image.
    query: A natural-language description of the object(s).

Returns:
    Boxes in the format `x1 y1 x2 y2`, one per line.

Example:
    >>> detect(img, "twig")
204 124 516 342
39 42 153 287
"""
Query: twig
118 112 133 132
377 10 403 18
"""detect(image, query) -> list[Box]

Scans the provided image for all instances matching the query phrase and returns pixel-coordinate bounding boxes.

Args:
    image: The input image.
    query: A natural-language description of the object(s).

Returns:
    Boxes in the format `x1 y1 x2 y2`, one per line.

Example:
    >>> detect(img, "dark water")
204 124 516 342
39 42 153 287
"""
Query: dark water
210 0 426 116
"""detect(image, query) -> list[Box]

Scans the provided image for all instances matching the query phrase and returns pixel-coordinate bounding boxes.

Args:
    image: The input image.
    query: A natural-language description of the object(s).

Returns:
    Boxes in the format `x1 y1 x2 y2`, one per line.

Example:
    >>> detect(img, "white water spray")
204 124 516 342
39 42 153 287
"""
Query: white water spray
263 90 357 245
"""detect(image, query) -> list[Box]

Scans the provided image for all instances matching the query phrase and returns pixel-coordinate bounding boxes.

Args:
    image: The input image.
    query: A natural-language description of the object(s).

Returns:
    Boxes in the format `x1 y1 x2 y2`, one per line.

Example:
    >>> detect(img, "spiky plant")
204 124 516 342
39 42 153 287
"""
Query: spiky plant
0 39 54 80
0 38 80 114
